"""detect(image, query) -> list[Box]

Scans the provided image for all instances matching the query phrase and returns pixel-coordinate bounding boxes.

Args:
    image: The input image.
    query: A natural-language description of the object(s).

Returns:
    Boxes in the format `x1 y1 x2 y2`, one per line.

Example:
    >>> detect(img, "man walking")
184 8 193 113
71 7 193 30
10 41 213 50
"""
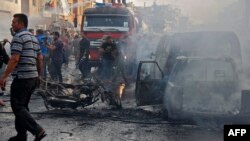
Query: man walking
0 13 46 141
47 31 64 82
78 32 90 78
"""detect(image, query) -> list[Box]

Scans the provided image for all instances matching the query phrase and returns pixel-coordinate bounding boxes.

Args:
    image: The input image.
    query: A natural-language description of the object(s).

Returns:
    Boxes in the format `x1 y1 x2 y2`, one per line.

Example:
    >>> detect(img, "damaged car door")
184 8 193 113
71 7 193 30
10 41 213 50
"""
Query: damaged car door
135 61 166 106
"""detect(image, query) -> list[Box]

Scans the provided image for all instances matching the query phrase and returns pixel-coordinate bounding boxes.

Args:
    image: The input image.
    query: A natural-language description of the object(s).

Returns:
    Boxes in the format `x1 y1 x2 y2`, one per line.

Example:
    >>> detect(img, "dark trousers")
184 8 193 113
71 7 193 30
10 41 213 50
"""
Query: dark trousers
79 58 91 78
42 55 49 80
50 60 63 82
10 78 43 139
101 59 114 80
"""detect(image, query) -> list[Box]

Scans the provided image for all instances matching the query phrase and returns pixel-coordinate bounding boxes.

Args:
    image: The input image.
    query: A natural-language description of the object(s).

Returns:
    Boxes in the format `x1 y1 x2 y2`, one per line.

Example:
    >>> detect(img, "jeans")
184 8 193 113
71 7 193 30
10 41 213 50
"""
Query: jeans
10 78 43 139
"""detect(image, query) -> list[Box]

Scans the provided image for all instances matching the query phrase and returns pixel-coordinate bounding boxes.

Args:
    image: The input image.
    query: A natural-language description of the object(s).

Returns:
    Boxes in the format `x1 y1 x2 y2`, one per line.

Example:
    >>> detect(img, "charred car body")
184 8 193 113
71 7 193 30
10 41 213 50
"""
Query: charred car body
164 57 240 119
135 31 249 121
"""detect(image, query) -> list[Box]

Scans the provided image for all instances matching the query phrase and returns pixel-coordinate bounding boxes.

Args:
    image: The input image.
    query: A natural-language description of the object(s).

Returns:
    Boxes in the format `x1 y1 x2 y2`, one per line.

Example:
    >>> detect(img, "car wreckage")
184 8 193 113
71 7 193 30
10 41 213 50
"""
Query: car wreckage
135 31 250 122
136 57 250 122
36 75 122 110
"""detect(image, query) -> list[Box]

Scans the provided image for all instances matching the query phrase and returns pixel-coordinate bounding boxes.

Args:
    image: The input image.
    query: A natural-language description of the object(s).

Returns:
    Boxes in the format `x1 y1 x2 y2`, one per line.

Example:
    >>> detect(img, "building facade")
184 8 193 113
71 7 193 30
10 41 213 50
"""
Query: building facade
0 0 21 38
0 0 96 36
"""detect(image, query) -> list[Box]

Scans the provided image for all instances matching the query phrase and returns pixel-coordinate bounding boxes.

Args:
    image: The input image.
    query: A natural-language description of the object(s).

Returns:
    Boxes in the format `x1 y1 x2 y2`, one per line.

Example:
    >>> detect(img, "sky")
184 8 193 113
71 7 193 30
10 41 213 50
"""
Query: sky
94 0 240 24
131 0 239 24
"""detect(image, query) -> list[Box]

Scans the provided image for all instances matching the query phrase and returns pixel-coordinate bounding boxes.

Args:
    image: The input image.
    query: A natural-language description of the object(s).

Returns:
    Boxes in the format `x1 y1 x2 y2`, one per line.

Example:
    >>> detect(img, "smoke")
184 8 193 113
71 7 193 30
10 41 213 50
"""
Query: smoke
133 33 161 62
131 1 250 130
181 79 241 114
132 0 238 24
170 0 238 24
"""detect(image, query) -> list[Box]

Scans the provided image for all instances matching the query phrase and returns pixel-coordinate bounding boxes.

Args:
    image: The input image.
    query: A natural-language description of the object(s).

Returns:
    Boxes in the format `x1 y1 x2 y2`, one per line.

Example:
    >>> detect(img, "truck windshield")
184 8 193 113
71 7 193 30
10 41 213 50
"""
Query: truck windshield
170 59 235 84
85 16 130 27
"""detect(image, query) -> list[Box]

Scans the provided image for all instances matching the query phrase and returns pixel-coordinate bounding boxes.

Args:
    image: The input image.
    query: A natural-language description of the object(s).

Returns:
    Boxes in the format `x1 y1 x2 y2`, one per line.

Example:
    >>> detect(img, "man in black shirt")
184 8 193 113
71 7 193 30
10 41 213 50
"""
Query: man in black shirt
47 32 64 82
78 32 90 78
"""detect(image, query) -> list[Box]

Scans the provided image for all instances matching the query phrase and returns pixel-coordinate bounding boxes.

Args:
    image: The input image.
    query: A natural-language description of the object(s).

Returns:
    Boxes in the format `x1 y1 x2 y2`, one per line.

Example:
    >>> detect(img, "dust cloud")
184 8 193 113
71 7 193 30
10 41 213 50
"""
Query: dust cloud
132 0 250 125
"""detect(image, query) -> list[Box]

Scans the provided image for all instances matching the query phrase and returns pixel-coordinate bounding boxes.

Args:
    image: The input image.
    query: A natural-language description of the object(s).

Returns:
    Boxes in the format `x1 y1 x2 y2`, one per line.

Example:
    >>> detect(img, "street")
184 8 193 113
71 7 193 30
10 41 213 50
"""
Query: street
0 97 223 141
1 1 250 141
0 57 223 141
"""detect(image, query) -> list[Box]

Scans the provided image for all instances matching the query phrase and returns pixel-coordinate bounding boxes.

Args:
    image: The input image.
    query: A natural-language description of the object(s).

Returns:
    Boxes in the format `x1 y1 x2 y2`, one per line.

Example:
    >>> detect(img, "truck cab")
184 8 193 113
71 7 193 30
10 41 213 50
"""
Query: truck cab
81 3 139 68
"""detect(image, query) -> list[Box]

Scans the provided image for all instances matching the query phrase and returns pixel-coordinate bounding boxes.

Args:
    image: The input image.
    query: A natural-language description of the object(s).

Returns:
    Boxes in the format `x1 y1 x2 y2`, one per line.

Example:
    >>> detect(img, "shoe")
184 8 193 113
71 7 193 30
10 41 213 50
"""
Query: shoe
34 129 47 141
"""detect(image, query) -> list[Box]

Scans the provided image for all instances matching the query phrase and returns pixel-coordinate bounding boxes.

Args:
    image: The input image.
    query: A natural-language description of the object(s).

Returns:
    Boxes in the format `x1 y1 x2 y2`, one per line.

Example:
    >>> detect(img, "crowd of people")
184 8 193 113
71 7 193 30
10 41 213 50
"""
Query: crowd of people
0 12 144 141
23 28 140 85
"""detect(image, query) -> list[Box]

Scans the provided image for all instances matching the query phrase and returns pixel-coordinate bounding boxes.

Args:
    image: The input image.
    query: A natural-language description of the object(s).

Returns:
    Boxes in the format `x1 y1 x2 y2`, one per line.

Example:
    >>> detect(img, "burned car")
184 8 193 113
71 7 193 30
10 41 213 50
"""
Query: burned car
163 57 241 119
135 31 243 105
135 31 250 121
155 31 242 79
135 57 250 121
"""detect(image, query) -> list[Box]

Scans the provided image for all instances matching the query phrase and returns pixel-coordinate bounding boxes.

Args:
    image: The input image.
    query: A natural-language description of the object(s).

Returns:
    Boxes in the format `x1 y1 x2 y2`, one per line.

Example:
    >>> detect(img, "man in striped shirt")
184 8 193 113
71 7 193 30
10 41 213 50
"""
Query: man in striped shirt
0 13 46 141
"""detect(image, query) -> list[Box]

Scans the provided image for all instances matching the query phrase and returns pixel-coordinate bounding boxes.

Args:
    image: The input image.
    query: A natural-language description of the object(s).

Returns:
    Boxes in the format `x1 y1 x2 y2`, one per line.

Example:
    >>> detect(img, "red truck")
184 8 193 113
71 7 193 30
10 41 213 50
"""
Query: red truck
80 3 139 67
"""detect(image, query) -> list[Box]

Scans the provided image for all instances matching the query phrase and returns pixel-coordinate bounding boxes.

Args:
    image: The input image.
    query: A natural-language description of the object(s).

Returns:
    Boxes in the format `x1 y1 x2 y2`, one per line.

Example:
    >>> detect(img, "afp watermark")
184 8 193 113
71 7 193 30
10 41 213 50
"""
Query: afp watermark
224 125 250 141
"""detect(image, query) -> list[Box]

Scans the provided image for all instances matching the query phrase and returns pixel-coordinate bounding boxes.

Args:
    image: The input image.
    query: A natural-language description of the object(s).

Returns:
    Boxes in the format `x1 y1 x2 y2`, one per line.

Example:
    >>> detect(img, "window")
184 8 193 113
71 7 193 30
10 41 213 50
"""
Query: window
33 0 36 6
85 16 130 27
69 3 73 13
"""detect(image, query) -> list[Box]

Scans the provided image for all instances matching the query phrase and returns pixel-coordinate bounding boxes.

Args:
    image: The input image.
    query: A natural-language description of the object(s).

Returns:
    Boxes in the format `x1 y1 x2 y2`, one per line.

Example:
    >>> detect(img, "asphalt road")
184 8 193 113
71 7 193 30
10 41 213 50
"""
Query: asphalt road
0 57 223 141
0 96 223 141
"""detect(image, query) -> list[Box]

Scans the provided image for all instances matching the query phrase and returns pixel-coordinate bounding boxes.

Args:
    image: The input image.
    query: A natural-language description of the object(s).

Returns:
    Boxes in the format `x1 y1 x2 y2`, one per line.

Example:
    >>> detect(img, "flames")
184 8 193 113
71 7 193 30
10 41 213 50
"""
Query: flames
118 82 126 98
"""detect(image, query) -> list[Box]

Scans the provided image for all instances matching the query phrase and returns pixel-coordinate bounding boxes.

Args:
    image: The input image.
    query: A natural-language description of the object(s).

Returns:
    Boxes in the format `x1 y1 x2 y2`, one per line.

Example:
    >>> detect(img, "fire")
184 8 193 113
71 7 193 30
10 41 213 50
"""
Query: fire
118 82 126 98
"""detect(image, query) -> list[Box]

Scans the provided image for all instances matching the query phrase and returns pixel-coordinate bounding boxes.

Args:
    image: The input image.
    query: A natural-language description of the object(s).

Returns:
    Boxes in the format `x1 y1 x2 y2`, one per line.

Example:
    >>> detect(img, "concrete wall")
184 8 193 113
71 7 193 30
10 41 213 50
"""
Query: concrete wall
0 0 21 38
0 0 21 13
29 0 40 16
